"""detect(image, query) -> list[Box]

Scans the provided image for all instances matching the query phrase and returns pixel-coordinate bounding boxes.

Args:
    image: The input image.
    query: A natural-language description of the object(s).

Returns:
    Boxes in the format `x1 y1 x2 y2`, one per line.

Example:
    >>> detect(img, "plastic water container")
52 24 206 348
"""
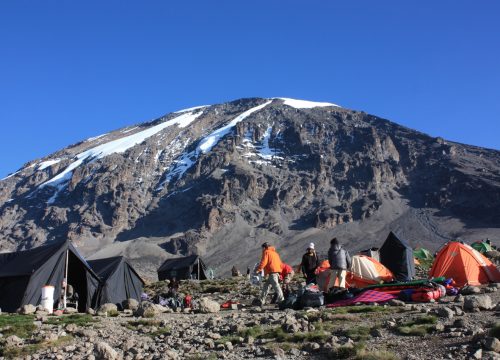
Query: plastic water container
41 285 55 313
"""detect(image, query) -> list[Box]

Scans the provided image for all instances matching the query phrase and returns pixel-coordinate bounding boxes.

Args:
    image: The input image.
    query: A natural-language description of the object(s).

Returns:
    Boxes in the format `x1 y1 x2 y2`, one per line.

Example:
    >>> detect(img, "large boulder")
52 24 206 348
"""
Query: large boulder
282 314 301 333
122 298 139 311
134 302 160 318
97 303 118 316
95 341 119 360
4 335 22 347
18 304 36 315
198 297 220 313
485 337 500 353
464 294 493 311
436 306 454 319
461 286 481 295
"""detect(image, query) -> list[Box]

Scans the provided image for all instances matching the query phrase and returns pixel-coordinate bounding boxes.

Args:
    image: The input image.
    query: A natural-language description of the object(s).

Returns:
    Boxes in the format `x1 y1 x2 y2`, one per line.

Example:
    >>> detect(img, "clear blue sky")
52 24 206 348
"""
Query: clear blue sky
1 1 499 178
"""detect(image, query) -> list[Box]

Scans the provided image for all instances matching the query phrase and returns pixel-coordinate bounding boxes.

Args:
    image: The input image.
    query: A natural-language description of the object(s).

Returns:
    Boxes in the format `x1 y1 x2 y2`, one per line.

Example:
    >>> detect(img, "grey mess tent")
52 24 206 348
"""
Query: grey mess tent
379 232 416 281
359 247 380 261
0 241 100 313
157 255 207 281
88 256 145 308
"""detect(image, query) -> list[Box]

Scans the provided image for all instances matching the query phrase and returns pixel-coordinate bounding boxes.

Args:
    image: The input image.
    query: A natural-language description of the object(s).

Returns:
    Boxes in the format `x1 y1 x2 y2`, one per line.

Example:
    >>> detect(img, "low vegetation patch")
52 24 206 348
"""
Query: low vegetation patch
355 348 398 360
328 342 366 359
396 315 437 337
187 354 217 360
124 319 170 338
0 314 36 339
218 324 332 346
45 314 98 327
266 342 297 352
343 325 372 341
0 335 73 358
328 305 392 315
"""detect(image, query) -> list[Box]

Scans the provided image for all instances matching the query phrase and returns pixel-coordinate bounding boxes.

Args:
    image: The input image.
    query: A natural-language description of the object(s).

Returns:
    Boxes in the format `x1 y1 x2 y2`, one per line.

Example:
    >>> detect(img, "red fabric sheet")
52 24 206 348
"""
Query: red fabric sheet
326 290 396 308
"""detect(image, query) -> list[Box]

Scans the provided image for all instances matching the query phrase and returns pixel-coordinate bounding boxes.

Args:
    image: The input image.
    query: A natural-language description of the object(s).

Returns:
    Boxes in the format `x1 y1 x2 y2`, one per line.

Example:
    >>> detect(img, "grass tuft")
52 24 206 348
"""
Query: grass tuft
124 319 170 338
45 314 97 327
344 326 372 341
395 316 437 337
0 314 36 339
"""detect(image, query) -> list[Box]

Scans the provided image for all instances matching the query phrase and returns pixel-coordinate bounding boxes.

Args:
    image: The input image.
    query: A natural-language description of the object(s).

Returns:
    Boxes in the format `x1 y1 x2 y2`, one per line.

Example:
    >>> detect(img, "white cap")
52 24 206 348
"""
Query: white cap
308 242 315 250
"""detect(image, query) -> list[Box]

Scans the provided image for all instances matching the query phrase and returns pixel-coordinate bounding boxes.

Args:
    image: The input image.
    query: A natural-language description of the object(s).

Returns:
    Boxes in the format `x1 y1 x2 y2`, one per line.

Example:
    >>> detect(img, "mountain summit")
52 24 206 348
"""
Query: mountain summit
1 98 499 276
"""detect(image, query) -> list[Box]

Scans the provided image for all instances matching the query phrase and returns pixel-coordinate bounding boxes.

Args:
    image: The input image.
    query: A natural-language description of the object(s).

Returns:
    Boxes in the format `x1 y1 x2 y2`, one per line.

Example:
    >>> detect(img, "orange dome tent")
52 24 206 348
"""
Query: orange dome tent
347 255 394 288
429 242 500 287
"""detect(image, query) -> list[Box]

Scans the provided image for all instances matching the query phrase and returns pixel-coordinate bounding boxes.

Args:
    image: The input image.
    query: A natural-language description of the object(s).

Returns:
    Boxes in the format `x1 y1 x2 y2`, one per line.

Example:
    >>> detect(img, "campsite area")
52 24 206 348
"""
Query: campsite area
1 250 500 360
1 237 500 359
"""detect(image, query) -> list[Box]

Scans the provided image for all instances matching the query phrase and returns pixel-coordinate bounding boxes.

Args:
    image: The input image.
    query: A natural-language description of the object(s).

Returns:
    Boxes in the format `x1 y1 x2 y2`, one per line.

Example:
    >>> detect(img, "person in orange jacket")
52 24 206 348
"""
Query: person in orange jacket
255 242 284 305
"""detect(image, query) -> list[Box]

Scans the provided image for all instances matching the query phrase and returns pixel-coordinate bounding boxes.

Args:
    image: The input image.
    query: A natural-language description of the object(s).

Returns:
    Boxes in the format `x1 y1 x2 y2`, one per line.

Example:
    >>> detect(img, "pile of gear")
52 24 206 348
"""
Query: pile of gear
250 232 500 309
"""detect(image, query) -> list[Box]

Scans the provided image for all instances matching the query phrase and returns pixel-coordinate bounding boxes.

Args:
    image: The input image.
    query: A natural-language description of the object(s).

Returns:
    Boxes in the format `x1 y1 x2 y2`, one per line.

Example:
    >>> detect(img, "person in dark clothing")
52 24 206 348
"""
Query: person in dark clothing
168 277 180 297
327 238 351 289
301 242 319 284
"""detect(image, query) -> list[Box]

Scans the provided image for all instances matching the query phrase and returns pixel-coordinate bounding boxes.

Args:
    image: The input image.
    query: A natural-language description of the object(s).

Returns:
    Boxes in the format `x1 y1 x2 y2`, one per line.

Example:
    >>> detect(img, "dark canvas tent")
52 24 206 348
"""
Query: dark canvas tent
157 255 207 281
0 241 100 313
379 232 416 281
88 256 144 308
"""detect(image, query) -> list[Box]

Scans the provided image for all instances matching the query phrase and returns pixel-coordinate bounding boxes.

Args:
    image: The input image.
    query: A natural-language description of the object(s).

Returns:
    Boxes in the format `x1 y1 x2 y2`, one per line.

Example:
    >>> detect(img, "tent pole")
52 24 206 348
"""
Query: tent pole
197 257 200 280
63 248 68 309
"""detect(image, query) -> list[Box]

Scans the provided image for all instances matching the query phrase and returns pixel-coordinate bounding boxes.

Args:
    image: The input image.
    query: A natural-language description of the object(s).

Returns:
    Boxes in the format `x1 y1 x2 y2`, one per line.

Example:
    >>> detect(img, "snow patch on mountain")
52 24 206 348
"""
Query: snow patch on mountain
239 124 284 166
86 134 107 142
278 97 339 109
122 127 138 134
174 105 209 114
198 101 272 154
158 101 272 189
38 159 62 170
37 111 203 201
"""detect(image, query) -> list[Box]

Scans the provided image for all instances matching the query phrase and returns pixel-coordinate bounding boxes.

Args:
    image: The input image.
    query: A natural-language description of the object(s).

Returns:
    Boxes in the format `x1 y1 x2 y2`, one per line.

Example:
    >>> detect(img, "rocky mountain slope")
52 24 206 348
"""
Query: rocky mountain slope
0 98 499 277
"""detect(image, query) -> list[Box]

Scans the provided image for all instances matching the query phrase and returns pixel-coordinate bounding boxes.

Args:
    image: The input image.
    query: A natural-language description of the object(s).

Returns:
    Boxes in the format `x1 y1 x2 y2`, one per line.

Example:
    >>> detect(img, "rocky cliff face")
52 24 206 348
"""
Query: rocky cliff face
1 98 499 276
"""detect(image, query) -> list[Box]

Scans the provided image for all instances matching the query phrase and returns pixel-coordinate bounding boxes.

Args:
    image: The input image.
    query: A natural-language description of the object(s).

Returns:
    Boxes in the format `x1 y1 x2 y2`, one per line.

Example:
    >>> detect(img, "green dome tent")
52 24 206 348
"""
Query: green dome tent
414 247 433 260
471 241 493 254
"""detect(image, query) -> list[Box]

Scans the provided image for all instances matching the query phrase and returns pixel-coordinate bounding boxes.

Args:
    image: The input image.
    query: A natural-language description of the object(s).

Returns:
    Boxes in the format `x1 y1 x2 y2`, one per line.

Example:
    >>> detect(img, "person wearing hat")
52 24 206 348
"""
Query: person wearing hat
301 242 319 284
255 242 285 305
327 238 351 288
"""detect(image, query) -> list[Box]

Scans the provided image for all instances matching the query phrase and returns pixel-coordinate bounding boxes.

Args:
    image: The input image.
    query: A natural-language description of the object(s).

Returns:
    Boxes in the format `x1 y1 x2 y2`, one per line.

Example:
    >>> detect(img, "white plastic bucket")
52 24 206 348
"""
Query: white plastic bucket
41 285 55 313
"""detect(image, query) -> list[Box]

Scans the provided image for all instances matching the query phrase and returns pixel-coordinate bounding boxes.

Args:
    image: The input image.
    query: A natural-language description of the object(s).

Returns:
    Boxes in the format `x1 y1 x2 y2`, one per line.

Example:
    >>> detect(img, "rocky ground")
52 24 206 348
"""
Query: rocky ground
1 274 500 360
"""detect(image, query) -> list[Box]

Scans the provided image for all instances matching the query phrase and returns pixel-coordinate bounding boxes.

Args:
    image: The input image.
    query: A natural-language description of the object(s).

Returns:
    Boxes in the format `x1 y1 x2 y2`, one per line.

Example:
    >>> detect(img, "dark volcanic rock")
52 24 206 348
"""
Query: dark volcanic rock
0 97 499 276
